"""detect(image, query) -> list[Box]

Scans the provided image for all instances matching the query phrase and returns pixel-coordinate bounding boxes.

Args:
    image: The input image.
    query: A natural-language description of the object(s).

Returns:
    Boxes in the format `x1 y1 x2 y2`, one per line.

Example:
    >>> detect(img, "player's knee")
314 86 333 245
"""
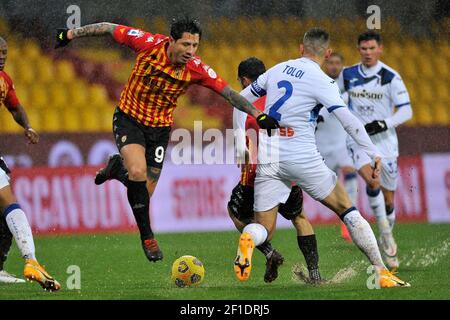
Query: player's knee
366 178 380 191
127 165 147 181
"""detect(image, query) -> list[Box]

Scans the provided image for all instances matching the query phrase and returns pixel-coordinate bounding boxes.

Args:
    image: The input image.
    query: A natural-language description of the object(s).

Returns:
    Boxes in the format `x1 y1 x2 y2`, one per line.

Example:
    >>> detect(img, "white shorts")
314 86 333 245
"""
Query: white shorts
347 141 398 191
0 167 10 189
254 157 337 212
321 145 354 173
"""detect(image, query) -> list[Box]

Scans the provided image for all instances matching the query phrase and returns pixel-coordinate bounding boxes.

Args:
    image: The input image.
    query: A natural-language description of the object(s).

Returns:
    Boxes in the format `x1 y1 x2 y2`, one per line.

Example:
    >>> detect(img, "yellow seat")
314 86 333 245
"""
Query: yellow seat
48 83 69 109
432 104 449 125
433 56 449 79
415 107 433 126
97 107 114 132
29 84 49 109
42 110 62 132
14 60 36 84
89 84 110 107
62 107 81 132
21 40 42 61
70 80 89 107
56 60 76 83
80 108 100 131
35 58 55 84
436 83 449 102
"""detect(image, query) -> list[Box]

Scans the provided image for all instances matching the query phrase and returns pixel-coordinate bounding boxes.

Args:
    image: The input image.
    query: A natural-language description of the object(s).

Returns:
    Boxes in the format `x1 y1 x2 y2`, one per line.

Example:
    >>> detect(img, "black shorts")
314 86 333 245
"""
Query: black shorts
227 184 255 224
113 107 171 169
228 183 303 223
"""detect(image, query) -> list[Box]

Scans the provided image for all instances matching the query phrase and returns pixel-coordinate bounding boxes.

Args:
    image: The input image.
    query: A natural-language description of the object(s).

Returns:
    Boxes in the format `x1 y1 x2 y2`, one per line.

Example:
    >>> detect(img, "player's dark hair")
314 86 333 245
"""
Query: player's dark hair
330 52 344 62
238 57 266 82
170 17 202 41
358 30 382 45
303 28 330 55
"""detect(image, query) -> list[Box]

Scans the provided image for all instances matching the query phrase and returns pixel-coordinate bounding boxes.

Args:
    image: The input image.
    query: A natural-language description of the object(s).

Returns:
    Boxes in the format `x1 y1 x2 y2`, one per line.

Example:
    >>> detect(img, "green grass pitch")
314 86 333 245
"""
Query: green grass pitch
0 223 449 300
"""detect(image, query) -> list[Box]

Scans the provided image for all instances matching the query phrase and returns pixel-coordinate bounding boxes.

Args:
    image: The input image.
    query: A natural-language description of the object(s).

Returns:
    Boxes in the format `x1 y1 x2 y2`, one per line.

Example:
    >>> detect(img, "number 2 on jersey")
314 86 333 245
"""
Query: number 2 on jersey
269 80 293 121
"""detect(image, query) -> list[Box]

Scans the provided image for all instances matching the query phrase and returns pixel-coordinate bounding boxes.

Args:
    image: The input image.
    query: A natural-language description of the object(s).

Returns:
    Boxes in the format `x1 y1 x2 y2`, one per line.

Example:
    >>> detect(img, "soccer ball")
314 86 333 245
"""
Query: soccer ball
171 255 205 287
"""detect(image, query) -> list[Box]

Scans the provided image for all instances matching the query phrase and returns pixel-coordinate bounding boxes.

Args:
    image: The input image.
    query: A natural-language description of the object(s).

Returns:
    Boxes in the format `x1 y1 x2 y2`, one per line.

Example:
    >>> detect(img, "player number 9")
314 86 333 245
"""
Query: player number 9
154 146 165 163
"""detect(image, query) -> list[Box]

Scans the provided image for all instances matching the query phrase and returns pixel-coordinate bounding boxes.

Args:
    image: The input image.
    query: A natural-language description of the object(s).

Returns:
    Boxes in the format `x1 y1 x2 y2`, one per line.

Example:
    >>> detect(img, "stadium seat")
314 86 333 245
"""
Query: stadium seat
80 108 100 131
42 110 62 132
61 107 81 132
29 84 49 109
56 61 77 83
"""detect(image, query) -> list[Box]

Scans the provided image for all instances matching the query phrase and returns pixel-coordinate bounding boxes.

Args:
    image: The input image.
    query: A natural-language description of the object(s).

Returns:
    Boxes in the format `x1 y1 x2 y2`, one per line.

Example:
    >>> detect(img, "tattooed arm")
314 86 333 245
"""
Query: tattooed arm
220 86 262 118
220 86 279 136
67 22 118 40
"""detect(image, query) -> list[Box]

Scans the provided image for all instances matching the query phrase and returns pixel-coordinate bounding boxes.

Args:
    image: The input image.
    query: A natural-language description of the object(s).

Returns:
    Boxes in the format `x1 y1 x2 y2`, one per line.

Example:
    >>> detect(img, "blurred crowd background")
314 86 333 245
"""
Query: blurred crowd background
0 1 448 231
0 1 447 142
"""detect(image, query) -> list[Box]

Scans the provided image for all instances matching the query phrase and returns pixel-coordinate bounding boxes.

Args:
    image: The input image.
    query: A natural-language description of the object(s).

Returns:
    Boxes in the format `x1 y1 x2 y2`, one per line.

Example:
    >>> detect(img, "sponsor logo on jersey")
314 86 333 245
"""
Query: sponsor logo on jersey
127 29 144 38
146 36 154 43
349 89 383 100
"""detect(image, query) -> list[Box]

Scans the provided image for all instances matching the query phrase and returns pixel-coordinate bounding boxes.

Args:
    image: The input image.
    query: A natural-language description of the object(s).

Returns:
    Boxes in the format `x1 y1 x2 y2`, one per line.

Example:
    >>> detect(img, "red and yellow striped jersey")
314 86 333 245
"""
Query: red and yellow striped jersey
0 71 20 110
240 97 265 187
113 25 228 127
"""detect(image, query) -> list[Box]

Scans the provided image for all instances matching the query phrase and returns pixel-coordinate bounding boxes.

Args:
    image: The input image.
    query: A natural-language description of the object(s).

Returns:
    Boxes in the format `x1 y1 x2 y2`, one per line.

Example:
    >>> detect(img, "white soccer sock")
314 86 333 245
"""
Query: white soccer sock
386 207 396 232
366 188 391 235
242 223 268 246
344 173 358 205
4 205 36 260
342 208 386 269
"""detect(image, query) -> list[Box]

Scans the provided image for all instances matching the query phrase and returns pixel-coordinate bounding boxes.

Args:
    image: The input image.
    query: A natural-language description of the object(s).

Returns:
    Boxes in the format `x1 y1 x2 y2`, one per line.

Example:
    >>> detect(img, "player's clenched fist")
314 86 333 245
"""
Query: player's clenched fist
365 120 387 136
55 28 72 48
256 114 280 137
24 128 39 144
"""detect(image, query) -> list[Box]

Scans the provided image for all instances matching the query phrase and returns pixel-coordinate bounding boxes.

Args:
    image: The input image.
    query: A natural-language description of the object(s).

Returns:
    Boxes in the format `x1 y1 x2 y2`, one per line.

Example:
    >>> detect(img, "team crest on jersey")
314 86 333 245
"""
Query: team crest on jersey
203 65 217 79
128 29 144 38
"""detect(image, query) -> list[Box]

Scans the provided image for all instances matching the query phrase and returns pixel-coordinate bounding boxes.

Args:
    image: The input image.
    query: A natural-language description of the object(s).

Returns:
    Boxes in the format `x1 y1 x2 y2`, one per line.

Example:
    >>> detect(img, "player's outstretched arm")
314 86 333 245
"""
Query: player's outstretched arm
55 23 118 48
221 86 262 118
8 105 39 144
221 86 279 136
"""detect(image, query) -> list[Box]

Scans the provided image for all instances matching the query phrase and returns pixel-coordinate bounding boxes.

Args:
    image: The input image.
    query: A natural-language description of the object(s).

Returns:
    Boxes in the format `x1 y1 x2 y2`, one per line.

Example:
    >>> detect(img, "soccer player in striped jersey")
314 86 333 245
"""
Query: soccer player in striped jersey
55 18 279 263
230 57 322 284
0 37 60 290
337 31 413 270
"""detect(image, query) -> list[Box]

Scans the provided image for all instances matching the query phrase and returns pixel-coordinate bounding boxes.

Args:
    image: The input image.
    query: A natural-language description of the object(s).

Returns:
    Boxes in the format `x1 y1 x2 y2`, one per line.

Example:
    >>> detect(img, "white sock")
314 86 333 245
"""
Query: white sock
342 209 386 269
4 205 36 260
344 173 358 205
366 188 391 235
386 207 396 232
242 223 268 246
